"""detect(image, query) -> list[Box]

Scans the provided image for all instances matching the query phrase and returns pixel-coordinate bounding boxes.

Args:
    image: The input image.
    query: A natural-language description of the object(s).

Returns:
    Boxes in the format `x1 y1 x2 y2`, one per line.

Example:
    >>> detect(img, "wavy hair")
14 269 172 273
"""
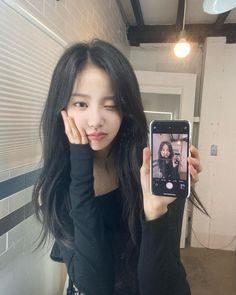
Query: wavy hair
33 39 210 251
32 39 147 248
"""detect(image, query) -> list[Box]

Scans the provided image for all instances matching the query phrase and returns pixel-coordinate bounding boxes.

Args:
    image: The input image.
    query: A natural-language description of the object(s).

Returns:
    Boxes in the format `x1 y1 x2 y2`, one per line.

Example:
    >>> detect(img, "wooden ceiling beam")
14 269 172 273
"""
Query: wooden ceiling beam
214 11 231 30
130 0 144 29
176 0 185 31
128 23 236 45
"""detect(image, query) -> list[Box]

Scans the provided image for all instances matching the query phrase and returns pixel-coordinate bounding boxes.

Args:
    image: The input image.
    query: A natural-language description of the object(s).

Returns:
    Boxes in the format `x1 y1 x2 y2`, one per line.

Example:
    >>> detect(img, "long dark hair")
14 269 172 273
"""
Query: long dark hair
33 39 147 249
33 39 209 252
158 141 174 160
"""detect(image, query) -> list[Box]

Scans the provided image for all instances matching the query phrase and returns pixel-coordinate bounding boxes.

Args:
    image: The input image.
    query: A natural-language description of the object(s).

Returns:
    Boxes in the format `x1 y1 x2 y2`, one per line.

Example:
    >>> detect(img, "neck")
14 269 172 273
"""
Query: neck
94 145 112 169
93 148 118 188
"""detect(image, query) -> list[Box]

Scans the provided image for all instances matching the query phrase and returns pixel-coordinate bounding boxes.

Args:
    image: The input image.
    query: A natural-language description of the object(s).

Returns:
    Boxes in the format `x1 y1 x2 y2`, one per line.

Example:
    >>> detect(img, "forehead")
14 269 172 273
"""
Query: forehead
162 144 169 149
73 64 113 92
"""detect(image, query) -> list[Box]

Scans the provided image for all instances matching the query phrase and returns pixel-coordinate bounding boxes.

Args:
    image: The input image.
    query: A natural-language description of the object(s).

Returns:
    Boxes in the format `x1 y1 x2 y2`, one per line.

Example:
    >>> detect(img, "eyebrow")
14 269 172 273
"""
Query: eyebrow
71 93 114 100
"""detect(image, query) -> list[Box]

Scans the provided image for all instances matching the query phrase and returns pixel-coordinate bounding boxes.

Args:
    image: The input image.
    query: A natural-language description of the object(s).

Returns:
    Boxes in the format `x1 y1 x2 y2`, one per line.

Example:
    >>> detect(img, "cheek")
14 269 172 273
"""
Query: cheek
73 117 84 129
112 115 122 133
66 108 84 128
66 106 74 118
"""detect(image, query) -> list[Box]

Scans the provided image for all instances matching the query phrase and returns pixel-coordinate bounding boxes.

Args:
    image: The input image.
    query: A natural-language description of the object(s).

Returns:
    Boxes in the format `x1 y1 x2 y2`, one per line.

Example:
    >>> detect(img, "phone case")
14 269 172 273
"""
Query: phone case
149 120 192 198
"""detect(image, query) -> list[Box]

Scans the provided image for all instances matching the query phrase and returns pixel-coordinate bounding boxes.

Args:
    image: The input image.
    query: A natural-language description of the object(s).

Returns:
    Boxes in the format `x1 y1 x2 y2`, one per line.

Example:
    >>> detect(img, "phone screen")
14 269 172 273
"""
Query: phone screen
151 120 190 198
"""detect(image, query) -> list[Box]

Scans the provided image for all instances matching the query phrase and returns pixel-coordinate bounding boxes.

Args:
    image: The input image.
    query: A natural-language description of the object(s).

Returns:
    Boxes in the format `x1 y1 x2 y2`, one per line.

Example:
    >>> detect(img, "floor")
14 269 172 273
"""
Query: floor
181 245 236 295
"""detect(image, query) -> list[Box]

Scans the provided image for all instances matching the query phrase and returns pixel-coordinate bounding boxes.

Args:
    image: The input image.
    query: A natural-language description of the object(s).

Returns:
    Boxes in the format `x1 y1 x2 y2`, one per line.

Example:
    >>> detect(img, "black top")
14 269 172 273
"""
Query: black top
158 158 180 180
50 144 191 295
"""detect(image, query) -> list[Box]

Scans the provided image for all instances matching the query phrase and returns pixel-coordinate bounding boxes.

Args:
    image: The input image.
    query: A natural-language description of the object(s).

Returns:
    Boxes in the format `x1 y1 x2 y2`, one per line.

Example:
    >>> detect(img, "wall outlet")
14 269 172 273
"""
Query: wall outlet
211 144 218 156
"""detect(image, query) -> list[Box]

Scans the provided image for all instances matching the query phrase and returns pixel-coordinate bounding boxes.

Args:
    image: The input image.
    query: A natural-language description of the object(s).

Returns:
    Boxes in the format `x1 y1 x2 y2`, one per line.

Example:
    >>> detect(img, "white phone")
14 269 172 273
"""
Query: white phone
150 120 191 198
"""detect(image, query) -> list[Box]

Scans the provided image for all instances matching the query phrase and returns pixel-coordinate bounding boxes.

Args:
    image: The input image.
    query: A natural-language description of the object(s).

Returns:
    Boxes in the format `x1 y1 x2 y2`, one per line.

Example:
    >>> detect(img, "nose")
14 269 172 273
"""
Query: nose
87 108 104 129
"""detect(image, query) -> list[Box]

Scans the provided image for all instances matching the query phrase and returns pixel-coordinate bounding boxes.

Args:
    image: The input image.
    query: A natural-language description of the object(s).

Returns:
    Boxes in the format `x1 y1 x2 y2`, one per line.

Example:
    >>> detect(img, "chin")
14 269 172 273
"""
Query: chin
89 141 111 152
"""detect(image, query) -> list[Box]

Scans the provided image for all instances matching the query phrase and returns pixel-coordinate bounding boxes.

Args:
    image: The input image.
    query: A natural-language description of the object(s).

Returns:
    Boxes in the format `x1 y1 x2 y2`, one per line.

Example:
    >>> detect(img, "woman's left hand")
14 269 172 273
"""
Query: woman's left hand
140 145 203 221
188 145 202 184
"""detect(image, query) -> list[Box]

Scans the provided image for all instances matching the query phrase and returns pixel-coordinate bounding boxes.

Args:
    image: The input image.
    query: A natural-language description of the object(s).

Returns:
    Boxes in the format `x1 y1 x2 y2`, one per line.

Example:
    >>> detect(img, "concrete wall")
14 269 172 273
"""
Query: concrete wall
191 37 236 251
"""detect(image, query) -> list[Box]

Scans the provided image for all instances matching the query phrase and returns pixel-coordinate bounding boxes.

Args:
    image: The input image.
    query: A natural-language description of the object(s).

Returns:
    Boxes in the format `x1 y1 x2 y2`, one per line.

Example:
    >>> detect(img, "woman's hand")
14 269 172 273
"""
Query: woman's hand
140 147 176 221
172 154 180 168
188 145 202 184
61 110 88 144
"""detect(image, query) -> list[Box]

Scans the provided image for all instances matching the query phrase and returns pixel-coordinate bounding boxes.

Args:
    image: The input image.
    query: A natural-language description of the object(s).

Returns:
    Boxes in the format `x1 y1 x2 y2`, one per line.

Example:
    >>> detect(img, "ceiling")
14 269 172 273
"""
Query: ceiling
117 0 236 45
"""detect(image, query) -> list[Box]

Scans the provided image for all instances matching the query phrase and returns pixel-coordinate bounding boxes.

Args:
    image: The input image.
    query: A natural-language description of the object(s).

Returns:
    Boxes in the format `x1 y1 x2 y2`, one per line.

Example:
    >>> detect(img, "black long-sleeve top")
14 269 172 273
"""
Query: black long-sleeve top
51 144 191 295
158 158 180 180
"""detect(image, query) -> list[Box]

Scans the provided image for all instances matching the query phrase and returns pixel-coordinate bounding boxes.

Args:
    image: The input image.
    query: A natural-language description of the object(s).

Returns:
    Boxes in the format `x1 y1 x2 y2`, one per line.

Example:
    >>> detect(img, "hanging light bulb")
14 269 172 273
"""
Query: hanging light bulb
174 35 191 58
174 0 191 58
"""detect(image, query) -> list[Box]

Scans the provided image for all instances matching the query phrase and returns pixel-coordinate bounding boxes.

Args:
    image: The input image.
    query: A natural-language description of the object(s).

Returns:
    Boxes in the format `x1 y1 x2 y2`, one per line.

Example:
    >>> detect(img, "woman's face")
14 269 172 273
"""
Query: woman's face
161 144 170 158
66 64 122 152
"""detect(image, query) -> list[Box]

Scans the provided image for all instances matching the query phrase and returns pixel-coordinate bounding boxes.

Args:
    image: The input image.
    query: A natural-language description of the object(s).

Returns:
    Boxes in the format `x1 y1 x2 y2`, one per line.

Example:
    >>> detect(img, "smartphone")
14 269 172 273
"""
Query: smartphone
150 120 191 198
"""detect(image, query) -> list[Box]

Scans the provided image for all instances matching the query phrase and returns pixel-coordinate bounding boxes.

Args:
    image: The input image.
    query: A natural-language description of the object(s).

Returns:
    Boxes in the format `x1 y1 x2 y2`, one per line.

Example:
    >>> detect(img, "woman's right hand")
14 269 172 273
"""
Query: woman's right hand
172 155 180 168
61 110 88 144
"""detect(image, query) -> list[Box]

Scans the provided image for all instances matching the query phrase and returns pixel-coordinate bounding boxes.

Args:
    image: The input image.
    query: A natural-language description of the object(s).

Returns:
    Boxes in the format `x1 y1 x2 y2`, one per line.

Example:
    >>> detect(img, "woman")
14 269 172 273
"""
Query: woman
157 141 180 180
33 39 204 295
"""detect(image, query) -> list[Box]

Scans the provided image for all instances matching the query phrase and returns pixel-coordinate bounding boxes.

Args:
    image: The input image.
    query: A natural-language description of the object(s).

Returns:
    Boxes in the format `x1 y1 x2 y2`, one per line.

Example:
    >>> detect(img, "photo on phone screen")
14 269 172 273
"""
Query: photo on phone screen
150 120 191 198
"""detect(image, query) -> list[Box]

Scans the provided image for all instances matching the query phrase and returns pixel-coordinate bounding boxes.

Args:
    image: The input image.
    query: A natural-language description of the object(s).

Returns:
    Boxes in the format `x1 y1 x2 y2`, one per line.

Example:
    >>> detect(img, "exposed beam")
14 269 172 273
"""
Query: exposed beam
130 0 144 29
214 11 231 30
176 0 185 31
127 23 236 45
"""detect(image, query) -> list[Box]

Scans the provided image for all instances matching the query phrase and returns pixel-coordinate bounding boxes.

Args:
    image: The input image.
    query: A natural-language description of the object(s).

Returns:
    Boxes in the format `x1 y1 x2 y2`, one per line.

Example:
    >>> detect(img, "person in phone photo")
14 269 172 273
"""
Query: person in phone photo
156 141 180 180
33 39 205 295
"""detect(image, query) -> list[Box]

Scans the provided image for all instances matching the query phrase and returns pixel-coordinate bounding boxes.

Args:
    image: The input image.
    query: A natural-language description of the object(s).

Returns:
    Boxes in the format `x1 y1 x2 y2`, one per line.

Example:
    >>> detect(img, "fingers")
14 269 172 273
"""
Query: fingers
188 156 202 173
61 111 75 143
140 147 151 194
61 111 88 144
190 145 200 160
78 127 88 144
188 145 202 183
68 116 81 144
141 147 150 176
189 164 199 183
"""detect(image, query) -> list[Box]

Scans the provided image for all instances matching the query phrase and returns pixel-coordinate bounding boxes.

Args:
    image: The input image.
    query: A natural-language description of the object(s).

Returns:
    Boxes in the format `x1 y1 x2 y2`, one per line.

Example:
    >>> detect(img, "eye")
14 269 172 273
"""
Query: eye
74 101 88 109
104 105 116 111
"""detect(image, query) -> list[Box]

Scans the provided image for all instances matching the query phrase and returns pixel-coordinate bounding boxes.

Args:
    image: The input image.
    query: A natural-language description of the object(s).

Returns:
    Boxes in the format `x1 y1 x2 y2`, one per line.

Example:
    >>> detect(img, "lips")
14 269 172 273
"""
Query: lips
87 132 107 141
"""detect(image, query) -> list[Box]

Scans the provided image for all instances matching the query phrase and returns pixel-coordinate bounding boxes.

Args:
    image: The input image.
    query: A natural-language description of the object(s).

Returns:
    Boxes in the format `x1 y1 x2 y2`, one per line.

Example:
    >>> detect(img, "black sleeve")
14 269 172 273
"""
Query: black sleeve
59 144 114 295
50 241 64 263
137 198 191 295
171 164 180 180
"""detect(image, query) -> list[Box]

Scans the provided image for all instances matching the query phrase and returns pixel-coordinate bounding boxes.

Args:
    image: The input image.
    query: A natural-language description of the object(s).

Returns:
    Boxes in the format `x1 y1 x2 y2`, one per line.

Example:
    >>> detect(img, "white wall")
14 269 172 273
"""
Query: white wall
130 44 202 107
191 37 236 251
130 43 203 145
130 39 236 252
0 1 128 294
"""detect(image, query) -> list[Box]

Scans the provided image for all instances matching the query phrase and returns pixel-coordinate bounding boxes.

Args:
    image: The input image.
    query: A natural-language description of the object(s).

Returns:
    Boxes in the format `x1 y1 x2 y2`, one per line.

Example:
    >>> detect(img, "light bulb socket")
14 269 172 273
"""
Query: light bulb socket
179 30 187 40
